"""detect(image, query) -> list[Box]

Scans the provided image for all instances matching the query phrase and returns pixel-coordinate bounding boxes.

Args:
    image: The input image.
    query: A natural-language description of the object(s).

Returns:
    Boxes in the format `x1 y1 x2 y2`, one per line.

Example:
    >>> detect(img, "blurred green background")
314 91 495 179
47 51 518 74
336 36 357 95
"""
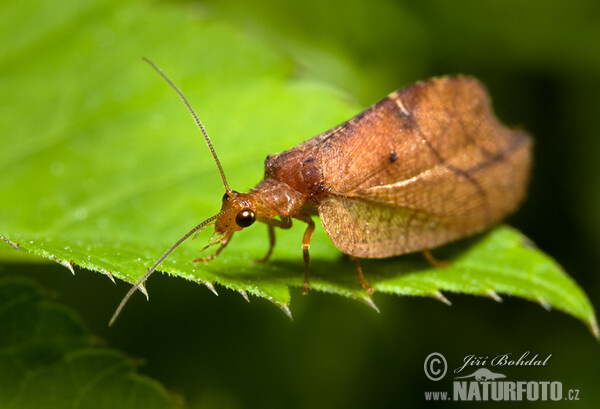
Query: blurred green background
1 0 599 408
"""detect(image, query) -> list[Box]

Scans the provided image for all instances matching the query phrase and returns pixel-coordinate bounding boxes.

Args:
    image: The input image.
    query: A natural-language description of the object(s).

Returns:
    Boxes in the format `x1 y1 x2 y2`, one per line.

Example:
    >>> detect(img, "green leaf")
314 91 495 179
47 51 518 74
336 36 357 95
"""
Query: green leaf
371 226 598 337
0 278 176 409
0 0 596 336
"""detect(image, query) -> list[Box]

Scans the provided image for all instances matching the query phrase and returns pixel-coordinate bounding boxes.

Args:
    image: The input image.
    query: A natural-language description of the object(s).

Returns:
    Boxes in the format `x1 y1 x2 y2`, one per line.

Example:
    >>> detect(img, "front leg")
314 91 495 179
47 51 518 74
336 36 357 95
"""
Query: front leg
254 224 275 264
294 212 315 294
255 216 292 264
194 232 233 263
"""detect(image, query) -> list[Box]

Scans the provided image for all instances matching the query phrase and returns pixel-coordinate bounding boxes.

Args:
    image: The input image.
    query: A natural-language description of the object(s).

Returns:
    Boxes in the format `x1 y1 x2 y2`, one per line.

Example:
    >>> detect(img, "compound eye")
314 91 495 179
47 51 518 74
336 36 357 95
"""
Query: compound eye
222 192 229 202
235 209 255 228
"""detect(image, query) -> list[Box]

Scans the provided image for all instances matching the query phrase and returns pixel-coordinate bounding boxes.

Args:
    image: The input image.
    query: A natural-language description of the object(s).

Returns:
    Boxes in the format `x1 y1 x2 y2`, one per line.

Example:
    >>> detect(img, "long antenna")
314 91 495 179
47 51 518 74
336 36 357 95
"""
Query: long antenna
142 57 231 193
109 211 226 326
110 59 234 325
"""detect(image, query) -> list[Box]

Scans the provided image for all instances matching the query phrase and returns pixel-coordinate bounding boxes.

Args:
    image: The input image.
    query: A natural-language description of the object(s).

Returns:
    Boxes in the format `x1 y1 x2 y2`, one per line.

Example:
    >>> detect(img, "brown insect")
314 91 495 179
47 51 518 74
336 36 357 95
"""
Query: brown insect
109 59 532 325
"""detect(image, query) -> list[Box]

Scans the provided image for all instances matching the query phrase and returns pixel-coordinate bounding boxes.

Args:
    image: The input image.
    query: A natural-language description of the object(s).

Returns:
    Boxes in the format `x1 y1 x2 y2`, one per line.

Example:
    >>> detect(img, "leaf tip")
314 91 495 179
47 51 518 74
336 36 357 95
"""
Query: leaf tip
275 301 293 320
1 235 19 251
536 296 551 311
431 291 452 306
520 236 538 249
138 283 149 300
237 289 250 303
198 279 219 296
485 290 503 303
57 259 75 275
359 296 380 313
100 269 116 284
589 317 599 341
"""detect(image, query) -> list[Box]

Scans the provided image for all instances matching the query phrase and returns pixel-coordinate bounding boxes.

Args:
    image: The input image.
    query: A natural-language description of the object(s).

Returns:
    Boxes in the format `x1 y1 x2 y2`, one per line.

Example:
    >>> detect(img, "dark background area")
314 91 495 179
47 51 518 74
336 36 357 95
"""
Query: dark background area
2 0 599 408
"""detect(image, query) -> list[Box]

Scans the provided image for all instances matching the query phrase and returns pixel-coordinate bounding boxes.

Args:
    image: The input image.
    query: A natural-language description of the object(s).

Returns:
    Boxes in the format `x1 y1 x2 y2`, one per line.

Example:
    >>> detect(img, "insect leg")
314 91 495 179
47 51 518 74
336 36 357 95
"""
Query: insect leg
254 216 292 263
254 224 275 264
350 256 374 294
294 212 315 294
194 233 233 263
422 249 450 268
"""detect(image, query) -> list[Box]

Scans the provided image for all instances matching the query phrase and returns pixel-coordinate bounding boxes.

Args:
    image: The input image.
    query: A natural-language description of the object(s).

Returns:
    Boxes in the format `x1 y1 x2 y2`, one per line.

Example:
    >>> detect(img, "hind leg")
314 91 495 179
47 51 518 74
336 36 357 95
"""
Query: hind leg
350 256 374 294
422 249 449 268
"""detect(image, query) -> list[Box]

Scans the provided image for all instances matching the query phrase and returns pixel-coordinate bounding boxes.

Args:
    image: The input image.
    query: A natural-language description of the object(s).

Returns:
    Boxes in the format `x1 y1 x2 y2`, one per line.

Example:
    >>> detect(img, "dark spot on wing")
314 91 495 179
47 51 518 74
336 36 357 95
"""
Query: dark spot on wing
398 109 417 130
388 151 397 163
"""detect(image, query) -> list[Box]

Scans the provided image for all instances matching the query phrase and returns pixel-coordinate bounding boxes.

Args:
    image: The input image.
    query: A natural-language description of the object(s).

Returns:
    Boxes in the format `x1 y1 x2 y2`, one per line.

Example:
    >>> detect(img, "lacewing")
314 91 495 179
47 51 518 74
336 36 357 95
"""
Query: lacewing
110 59 532 325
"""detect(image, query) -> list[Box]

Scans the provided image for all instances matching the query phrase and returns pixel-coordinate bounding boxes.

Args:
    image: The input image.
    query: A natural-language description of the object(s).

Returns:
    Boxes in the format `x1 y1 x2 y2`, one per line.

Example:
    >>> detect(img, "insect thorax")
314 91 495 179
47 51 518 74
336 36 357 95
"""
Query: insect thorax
250 178 306 218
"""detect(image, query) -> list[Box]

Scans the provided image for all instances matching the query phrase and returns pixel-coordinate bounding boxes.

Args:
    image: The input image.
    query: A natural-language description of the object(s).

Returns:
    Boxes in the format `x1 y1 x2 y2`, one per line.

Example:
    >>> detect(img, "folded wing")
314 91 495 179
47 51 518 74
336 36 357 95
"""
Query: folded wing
311 76 532 257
